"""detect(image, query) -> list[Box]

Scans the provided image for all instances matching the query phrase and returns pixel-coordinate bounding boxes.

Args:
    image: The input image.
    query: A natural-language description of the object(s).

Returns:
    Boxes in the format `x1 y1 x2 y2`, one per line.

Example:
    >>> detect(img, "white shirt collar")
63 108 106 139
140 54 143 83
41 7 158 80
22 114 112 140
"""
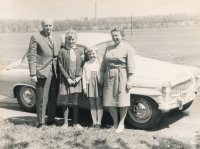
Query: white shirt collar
66 44 76 50
89 58 99 63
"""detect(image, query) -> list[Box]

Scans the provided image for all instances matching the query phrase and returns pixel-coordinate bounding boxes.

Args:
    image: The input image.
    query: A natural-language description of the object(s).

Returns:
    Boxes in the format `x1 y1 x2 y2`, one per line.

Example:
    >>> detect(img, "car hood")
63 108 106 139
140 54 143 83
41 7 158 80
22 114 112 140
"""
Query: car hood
5 55 196 82
6 59 22 70
134 55 194 81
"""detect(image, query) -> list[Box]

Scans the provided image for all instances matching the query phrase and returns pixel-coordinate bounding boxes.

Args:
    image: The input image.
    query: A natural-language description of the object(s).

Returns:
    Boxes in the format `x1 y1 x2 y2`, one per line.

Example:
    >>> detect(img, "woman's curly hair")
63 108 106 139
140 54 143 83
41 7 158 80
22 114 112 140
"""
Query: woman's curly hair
65 29 77 39
110 25 125 38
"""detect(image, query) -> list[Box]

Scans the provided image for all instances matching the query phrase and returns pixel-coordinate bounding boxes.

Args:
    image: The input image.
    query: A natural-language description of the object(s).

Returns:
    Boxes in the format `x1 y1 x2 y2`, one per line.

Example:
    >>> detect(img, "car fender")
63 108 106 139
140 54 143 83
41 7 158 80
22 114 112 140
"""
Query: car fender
13 83 35 98
129 75 164 103
129 88 164 104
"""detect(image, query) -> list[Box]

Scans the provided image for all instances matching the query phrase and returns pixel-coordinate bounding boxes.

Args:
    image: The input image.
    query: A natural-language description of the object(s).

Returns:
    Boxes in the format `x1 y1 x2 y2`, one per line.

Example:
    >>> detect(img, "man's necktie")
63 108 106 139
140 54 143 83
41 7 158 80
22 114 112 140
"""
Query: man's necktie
48 35 53 46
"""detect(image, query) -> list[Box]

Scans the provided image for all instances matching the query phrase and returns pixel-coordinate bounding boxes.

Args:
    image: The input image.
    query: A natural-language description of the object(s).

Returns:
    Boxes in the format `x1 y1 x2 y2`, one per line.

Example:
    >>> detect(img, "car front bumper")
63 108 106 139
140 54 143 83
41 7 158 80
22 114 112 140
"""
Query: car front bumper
158 91 196 112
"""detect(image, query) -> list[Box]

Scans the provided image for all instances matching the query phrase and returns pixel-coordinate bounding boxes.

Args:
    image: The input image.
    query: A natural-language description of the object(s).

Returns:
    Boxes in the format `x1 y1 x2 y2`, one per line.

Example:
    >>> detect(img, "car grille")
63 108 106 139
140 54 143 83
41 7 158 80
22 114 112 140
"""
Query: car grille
170 79 192 95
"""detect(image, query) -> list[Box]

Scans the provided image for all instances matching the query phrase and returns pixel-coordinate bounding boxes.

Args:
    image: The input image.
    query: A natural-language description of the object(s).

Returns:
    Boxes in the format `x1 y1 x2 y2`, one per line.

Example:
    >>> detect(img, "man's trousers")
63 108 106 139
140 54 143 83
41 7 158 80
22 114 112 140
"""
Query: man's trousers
35 66 59 124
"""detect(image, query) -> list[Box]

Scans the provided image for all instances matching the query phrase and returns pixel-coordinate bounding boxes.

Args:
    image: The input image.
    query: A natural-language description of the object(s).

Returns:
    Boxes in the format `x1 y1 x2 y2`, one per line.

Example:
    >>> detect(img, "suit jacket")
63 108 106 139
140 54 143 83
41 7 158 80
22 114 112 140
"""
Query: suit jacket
28 31 63 78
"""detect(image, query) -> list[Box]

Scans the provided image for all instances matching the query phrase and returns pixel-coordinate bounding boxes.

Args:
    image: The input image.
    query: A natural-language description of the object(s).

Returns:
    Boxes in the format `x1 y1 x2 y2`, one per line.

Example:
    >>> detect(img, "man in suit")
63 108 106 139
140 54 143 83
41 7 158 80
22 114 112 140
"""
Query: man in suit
28 19 63 128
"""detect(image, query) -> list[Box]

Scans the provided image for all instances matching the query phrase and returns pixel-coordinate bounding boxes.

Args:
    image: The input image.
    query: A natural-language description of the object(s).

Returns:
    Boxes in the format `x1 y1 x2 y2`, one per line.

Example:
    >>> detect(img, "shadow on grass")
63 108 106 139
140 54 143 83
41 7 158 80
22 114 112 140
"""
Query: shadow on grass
64 108 113 128
195 131 200 149
141 137 192 149
3 134 29 149
7 116 37 127
7 116 66 127
65 136 131 149
0 97 113 128
6 109 113 128
116 138 132 149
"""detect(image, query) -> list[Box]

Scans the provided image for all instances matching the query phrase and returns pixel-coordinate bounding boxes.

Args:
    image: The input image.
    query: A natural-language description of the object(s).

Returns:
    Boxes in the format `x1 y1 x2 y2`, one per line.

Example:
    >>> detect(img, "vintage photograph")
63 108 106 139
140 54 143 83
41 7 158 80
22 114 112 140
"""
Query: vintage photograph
0 0 200 148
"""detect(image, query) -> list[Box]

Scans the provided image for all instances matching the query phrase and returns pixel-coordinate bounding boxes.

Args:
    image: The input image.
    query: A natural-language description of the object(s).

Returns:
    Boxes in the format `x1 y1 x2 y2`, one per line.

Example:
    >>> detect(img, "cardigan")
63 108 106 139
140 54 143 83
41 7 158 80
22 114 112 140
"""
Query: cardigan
58 44 84 79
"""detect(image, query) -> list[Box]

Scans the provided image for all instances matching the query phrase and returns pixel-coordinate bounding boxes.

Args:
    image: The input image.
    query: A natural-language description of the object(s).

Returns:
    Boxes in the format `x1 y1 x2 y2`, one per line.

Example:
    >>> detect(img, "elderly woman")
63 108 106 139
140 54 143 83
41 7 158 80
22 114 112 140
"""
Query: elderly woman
100 26 135 133
58 29 84 129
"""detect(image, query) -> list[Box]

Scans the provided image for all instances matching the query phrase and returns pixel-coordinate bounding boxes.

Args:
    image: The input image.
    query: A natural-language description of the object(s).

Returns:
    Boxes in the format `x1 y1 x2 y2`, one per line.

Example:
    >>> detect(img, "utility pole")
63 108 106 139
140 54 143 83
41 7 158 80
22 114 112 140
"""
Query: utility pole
131 13 132 37
95 3 97 21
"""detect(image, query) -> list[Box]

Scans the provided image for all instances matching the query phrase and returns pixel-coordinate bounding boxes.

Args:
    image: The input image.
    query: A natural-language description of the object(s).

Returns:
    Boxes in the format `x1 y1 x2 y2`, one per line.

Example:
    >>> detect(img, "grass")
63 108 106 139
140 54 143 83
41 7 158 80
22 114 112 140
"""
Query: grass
0 118 195 149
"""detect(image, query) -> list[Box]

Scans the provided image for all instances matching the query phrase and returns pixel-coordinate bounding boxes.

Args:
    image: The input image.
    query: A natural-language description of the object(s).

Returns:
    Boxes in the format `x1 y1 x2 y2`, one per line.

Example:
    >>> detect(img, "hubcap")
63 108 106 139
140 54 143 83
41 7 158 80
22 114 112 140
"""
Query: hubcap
23 90 33 103
128 98 152 123
20 86 36 107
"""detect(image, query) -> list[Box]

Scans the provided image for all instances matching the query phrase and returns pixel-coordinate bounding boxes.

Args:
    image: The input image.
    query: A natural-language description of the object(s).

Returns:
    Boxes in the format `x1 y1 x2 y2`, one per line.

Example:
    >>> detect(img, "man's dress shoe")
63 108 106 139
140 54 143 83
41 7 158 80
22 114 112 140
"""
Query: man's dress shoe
37 123 44 128
46 120 57 126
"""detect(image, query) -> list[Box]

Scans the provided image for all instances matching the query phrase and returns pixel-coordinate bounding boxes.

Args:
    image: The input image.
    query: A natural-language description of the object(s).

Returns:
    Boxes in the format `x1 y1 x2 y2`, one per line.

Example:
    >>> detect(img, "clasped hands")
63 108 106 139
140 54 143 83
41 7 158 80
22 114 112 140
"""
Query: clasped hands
67 76 81 86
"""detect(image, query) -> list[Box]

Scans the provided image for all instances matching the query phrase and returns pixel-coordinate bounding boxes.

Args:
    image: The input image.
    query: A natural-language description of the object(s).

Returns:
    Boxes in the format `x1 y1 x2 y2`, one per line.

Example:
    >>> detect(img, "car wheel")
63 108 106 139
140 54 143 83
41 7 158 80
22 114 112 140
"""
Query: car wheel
126 95 161 130
16 86 36 112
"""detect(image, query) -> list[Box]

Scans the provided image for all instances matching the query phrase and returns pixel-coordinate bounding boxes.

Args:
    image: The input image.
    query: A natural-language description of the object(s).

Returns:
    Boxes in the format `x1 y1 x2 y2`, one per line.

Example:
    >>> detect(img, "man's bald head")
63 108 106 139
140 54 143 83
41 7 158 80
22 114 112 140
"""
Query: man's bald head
41 18 53 35
41 18 53 25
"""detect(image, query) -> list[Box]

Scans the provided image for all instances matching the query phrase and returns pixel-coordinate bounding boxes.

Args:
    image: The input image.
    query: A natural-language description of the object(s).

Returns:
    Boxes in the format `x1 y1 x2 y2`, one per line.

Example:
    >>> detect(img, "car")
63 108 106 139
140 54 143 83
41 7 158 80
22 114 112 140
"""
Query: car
0 32 199 130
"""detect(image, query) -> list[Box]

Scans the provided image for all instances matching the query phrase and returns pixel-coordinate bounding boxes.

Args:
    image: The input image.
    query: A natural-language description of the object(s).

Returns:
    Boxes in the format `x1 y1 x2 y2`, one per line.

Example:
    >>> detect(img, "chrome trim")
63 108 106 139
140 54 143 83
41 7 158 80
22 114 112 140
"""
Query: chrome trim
170 79 192 96
132 86 156 89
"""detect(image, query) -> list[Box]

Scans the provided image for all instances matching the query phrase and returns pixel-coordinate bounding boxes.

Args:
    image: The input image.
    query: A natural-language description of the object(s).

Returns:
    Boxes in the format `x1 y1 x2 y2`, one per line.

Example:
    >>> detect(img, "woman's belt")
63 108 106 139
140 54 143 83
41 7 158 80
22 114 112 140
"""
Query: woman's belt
106 66 125 69
107 66 126 93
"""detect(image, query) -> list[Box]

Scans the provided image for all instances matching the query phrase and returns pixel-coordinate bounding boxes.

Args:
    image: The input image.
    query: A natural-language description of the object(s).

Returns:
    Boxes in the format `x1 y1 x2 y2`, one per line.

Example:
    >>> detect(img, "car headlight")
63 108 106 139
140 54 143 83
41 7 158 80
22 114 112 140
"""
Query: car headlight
162 81 171 100
195 68 200 79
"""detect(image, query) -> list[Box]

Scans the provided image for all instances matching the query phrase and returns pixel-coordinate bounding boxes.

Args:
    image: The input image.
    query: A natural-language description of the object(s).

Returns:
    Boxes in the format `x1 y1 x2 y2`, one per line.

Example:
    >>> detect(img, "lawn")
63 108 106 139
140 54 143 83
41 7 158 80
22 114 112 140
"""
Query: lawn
0 27 200 67
0 118 194 149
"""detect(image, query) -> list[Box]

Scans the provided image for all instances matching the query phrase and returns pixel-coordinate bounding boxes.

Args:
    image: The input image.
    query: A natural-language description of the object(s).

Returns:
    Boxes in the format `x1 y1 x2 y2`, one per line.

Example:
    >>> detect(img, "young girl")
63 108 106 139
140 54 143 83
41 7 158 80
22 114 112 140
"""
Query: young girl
58 29 84 129
82 46 103 128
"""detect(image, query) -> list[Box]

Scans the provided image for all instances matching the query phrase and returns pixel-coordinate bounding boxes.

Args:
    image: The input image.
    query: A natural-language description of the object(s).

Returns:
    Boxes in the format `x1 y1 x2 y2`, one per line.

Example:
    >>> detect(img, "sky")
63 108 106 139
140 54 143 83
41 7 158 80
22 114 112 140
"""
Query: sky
0 0 200 20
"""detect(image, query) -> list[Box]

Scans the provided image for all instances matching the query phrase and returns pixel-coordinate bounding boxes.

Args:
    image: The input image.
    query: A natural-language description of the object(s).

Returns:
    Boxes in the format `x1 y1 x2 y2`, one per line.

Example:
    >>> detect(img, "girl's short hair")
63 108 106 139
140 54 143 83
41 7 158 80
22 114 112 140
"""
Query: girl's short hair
65 29 77 39
110 25 125 38
87 46 99 54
